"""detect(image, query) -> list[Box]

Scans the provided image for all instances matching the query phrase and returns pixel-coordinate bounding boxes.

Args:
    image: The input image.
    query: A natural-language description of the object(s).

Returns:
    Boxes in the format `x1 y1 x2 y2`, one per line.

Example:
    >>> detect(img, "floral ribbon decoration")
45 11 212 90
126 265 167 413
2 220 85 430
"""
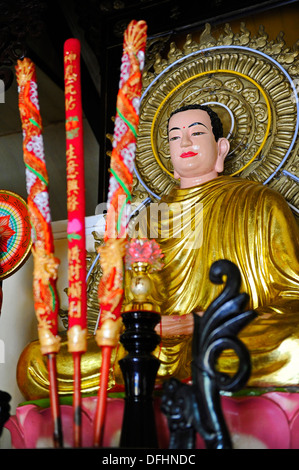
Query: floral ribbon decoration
16 58 60 355
16 58 63 447
96 19 148 348
93 19 147 447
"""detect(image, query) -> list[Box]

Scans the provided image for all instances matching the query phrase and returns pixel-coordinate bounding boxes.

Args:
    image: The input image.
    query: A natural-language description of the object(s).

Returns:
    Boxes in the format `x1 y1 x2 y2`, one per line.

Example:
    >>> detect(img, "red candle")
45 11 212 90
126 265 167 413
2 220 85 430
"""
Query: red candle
64 39 87 354
17 59 64 446
16 58 60 355
93 20 147 447
96 20 148 345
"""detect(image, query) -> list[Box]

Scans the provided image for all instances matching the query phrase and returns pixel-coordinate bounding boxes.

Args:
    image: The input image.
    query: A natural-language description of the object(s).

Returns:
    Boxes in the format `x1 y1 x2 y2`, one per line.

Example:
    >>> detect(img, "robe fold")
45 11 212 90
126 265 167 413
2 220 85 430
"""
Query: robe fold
17 175 299 400
125 175 299 386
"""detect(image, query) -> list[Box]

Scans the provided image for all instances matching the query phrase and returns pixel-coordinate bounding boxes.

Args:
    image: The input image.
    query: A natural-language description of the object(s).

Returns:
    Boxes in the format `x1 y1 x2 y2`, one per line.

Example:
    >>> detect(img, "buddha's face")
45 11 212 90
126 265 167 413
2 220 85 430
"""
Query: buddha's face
168 109 230 187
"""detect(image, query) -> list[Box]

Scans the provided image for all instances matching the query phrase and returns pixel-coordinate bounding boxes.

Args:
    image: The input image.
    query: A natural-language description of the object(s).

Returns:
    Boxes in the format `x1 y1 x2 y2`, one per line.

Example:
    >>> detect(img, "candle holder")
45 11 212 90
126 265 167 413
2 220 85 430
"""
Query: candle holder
125 261 156 312
119 239 163 448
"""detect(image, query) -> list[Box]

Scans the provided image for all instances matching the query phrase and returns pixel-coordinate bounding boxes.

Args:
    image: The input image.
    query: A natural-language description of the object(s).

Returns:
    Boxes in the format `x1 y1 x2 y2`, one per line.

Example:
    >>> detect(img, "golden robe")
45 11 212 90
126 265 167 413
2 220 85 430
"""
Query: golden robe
124 175 299 387
17 175 299 400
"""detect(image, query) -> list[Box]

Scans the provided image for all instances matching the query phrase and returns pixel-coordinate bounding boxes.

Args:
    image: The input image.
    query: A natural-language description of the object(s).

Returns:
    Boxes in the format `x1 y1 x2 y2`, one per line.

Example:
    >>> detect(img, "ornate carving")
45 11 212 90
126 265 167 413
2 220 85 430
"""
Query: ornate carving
161 260 257 449
134 23 299 218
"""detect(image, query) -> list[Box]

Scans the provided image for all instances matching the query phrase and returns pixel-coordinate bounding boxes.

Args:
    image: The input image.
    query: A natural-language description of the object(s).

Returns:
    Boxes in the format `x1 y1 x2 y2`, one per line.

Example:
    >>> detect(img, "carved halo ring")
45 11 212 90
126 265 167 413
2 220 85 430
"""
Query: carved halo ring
150 69 272 178
134 43 299 200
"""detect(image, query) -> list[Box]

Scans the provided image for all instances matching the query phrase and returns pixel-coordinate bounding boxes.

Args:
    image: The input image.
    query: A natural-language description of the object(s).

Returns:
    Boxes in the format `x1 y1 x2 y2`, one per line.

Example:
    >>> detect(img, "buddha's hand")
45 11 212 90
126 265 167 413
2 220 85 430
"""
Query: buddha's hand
155 312 203 337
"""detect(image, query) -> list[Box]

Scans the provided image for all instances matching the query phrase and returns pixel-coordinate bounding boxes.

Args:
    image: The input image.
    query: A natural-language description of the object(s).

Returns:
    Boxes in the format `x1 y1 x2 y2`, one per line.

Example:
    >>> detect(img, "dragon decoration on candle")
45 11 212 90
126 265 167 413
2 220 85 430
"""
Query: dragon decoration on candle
96 20 148 348
16 59 60 355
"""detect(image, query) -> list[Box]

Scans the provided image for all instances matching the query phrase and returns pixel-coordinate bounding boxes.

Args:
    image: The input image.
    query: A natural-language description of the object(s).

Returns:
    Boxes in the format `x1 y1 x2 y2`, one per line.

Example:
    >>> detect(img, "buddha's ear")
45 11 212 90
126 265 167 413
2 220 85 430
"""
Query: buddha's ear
215 137 230 173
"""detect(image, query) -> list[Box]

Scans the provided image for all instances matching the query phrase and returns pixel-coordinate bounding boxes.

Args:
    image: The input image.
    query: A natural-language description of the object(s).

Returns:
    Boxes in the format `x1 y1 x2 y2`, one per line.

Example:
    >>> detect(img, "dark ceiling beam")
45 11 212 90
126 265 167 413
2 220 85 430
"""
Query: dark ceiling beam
26 0 102 144
82 0 299 47
58 0 101 97
167 0 299 36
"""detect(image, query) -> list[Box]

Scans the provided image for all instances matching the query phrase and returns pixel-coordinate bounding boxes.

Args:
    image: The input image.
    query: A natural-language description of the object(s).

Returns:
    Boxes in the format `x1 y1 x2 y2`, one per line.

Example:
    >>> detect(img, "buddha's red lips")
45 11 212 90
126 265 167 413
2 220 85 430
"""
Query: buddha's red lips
180 151 198 158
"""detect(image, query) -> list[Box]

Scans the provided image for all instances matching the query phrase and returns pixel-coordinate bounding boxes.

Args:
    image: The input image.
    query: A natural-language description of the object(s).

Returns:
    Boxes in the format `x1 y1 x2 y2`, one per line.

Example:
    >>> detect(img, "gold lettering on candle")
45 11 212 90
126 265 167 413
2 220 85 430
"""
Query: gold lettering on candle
65 95 76 111
66 144 80 211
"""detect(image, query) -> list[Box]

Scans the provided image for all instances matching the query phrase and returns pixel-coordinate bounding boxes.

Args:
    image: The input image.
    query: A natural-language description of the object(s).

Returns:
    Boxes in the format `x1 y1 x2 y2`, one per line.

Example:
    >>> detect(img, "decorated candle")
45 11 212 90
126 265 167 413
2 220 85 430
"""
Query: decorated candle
16 58 60 355
93 21 147 448
96 20 147 348
64 39 87 353
104 20 147 241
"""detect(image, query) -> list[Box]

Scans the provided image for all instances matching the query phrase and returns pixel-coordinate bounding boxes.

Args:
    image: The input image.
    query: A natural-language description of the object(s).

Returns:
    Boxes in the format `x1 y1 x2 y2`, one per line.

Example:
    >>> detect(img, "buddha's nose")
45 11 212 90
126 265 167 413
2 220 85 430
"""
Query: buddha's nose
180 132 192 147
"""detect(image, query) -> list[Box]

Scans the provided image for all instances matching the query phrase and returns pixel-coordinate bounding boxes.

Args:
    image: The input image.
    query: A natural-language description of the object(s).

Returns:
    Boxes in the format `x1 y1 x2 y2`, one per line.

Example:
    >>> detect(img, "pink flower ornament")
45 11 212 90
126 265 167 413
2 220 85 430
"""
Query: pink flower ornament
125 238 164 272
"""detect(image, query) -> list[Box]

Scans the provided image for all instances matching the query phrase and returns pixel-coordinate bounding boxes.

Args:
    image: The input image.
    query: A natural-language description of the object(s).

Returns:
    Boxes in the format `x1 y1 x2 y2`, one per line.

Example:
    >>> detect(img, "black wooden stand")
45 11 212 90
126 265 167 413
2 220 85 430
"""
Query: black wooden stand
0 390 10 437
119 310 161 448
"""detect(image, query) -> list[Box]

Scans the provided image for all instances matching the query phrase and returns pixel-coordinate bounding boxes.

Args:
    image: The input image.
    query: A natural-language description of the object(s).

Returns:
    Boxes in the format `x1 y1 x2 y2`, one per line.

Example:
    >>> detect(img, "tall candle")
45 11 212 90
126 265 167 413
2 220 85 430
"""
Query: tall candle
105 20 147 241
96 19 147 347
16 58 60 355
64 39 87 354
93 20 148 447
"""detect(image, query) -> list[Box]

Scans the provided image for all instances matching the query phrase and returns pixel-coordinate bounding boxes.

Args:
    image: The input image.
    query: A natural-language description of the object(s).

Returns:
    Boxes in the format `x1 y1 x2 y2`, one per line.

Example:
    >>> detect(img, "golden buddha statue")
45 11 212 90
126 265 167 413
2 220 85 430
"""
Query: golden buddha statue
129 104 299 387
17 103 299 401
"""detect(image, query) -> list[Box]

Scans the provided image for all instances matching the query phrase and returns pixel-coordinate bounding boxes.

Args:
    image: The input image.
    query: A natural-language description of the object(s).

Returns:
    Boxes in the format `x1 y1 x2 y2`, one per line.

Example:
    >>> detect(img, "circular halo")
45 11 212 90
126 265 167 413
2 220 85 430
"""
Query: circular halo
135 41 299 200
0 190 32 280
197 101 235 140
150 69 272 178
